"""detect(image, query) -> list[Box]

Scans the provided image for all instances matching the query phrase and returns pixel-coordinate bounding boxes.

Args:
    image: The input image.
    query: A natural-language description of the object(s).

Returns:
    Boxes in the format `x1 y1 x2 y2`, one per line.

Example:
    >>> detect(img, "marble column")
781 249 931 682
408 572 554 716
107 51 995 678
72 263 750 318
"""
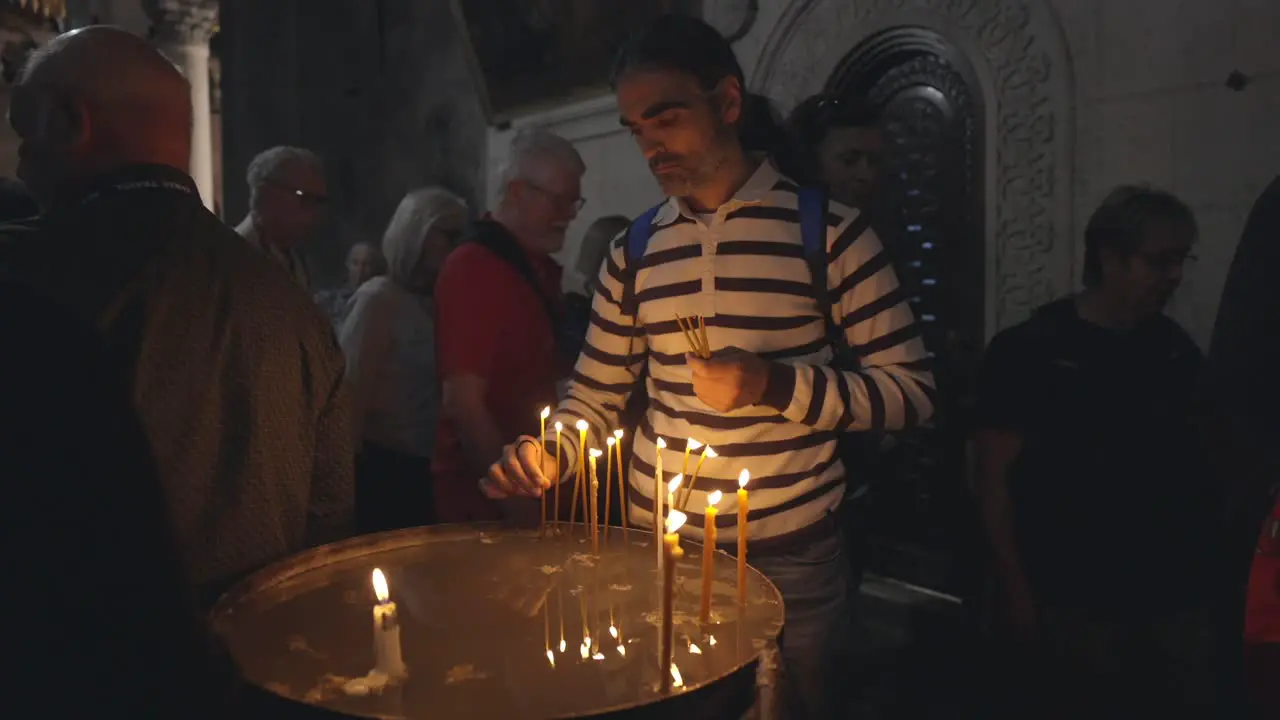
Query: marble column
142 0 218 212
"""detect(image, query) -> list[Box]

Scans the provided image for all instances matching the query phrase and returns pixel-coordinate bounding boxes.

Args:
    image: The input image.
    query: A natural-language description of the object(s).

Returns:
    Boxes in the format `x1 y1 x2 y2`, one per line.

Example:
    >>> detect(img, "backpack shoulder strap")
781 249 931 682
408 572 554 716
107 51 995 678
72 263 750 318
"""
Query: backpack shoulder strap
797 187 826 260
798 188 860 368
619 203 663 317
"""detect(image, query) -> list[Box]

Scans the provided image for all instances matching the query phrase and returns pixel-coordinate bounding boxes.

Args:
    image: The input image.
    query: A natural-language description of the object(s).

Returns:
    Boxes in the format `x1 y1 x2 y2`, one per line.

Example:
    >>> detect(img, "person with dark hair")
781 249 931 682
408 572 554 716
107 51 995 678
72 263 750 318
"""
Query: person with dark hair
786 93 884 210
0 275 233 717
481 15 935 719
974 185 1222 716
0 177 38 222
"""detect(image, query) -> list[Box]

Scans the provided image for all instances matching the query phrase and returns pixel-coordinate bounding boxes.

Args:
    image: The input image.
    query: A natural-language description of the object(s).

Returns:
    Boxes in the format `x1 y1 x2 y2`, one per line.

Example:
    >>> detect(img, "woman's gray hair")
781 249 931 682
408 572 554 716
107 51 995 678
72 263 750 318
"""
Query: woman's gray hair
381 187 468 285
496 128 585 200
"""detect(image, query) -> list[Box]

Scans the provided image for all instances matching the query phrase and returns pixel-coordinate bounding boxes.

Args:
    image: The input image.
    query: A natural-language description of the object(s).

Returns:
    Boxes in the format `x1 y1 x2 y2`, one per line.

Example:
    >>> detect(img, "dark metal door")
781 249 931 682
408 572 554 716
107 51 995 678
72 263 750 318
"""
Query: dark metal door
843 53 984 594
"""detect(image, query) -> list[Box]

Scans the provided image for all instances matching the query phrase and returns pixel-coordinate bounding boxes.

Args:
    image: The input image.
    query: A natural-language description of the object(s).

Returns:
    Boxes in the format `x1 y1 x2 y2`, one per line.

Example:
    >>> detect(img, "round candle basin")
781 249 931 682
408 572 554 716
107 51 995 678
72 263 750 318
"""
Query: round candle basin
211 523 784 719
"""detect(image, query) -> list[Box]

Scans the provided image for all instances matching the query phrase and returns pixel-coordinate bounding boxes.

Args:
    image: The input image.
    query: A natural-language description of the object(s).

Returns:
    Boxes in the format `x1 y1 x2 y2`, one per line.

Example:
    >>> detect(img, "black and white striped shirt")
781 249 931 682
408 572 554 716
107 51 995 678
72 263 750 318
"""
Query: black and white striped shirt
550 160 934 547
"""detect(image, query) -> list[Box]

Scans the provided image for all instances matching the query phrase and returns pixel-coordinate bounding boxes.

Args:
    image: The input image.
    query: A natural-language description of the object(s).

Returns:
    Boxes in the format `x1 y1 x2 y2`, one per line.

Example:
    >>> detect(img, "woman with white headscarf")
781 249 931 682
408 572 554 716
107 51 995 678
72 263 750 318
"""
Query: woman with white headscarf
340 187 468 532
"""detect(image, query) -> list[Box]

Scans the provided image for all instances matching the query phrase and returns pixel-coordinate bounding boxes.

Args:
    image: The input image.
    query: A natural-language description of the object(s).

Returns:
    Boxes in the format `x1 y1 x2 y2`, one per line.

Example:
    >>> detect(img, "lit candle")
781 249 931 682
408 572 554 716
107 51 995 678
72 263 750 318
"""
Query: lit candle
666 474 683 521
654 436 667 570
681 438 701 483
736 470 750 607
371 568 408 680
614 429 628 540
589 448 603 553
700 489 722 625
554 422 563 534
681 446 718 510
605 436 615 541
577 419 590 536
539 406 551 537
660 510 687 694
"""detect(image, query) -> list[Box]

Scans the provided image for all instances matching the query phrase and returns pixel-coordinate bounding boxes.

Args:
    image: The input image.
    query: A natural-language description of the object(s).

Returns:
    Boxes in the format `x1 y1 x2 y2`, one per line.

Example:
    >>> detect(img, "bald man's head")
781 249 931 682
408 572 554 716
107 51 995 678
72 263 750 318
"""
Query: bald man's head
9 26 193 208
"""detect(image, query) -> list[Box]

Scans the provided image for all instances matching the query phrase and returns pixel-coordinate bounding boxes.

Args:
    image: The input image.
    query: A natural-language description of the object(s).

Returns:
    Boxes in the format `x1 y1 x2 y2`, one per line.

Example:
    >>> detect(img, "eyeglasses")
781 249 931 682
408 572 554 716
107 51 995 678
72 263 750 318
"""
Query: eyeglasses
524 181 586 213
266 178 329 206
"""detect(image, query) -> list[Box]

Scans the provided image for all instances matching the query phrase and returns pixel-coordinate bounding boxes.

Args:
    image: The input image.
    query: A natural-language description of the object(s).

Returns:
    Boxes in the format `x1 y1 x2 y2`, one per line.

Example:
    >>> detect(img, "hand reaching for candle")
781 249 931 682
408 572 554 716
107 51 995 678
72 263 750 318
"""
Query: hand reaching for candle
480 436 557 499
686 348 772 413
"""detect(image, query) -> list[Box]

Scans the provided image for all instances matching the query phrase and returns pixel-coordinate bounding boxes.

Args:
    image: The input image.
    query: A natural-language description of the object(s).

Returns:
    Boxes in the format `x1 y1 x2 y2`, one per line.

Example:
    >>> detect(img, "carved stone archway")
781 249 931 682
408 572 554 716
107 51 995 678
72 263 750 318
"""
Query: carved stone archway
753 0 1074 335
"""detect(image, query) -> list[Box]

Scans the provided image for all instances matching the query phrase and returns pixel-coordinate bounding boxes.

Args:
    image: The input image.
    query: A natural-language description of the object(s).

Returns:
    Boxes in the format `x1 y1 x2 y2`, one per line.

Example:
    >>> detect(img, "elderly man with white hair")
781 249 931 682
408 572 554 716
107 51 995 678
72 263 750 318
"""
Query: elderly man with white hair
340 187 469 532
235 145 328 289
433 127 585 523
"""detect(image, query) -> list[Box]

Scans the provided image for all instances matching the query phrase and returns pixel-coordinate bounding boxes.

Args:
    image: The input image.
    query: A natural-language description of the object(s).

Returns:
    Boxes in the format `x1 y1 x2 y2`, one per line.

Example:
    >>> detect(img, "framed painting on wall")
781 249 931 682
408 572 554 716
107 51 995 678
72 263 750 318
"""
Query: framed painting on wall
450 0 699 124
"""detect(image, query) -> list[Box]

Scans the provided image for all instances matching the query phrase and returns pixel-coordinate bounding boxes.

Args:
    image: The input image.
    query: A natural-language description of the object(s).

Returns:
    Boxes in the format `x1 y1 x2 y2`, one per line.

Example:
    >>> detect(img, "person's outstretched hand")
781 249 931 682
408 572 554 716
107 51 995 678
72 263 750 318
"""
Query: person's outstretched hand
479 436 556 499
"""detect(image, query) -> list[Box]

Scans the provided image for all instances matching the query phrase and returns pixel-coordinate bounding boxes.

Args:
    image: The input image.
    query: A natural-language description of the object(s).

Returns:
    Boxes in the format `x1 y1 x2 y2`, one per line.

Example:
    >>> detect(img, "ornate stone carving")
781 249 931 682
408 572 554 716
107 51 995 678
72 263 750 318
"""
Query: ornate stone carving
752 0 1074 334
142 0 218 46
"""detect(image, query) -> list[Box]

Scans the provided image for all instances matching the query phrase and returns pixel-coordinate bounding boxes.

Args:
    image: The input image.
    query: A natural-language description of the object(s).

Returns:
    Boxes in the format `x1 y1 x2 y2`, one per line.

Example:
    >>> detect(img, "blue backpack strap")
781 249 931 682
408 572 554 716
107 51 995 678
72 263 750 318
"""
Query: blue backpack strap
797 187 826 260
627 204 662 266
620 203 662 317
798 187 860 369
620 203 663 364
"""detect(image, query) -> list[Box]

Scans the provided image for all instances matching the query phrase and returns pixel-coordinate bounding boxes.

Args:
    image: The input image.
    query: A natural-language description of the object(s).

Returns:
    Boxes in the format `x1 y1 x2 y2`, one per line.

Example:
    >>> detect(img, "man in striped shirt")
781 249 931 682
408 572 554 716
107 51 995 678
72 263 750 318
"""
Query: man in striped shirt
482 15 934 719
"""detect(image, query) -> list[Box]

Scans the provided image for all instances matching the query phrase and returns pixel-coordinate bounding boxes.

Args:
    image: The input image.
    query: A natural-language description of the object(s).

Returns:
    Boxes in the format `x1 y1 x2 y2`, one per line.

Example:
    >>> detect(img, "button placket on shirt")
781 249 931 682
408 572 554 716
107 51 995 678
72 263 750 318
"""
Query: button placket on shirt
701 209 723 321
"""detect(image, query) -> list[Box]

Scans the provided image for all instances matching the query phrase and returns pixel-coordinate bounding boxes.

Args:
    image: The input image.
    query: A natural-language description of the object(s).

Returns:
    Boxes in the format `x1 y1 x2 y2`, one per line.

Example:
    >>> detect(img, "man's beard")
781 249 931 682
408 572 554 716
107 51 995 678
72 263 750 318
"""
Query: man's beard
650 129 732 199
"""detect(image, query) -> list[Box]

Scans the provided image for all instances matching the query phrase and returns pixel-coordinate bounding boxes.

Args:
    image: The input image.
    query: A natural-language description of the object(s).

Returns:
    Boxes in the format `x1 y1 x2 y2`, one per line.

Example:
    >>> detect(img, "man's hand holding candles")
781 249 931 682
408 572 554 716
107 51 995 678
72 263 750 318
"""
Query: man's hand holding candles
685 348 776 413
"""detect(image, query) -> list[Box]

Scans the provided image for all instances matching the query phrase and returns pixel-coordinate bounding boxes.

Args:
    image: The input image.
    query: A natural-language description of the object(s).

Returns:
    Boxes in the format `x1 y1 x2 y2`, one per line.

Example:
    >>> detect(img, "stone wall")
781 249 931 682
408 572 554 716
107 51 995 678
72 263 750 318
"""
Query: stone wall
489 0 1280 345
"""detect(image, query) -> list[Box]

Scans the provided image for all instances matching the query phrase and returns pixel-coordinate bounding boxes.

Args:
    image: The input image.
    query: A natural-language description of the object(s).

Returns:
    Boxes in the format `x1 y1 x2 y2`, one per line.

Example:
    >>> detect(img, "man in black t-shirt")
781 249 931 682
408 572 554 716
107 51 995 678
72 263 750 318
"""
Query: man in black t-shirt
974 186 1222 717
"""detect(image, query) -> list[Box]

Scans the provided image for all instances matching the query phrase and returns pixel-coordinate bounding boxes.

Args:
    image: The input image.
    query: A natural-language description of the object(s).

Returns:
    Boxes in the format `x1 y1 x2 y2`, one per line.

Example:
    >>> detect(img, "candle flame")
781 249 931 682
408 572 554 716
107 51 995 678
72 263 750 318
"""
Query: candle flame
667 473 683 494
559 639 566 652
656 436 667 449
541 406 551 419
575 419 589 432
705 447 718 458
371 568 390 603
689 642 703 654
546 649 555 667
708 635 717 646
617 644 626 656
609 625 618 639
555 421 563 432
738 469 750 489
580 643 589 659
666 509 687 533
589 448 603 458
671 664 684 688
607 436 616 447
614 428 624 440
707 489 723 507
592 652 606 660
686 438 702 451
